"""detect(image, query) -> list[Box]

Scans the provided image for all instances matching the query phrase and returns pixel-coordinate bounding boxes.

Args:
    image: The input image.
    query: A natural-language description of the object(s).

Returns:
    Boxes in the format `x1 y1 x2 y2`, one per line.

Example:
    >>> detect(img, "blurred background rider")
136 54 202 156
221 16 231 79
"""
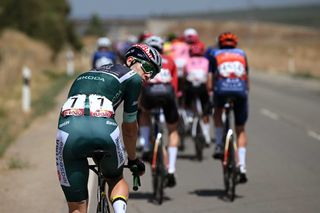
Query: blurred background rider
92 36 117 69
139 35 180 187
208 32 249 183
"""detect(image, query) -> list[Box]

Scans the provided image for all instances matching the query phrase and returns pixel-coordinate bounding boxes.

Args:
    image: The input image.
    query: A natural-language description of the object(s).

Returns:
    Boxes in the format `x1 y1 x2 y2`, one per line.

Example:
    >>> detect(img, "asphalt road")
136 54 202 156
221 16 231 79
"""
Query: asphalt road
118 72 320 213
1 71 319 213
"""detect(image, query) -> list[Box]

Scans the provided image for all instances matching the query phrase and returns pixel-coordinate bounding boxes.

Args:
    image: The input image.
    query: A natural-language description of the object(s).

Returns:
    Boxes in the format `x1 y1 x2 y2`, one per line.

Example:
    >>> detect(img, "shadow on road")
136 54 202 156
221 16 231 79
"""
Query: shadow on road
129 191 172 204
177 153 198 160
190 189 244 202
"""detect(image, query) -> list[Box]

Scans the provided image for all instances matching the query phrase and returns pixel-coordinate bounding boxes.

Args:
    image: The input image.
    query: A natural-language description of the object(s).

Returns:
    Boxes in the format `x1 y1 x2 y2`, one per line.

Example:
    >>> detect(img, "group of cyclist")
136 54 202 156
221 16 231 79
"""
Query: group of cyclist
55 27 249 213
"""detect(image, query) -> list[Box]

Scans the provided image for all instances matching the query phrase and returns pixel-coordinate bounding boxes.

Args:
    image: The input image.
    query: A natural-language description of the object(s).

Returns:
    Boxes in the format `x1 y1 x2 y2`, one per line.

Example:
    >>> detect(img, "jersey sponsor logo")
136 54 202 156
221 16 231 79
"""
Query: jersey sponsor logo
106 120 117 126
76 75 105 82
62 109 84 116
58 120 70 128
110 127 125 168
56 130 70 187
91 110 113 118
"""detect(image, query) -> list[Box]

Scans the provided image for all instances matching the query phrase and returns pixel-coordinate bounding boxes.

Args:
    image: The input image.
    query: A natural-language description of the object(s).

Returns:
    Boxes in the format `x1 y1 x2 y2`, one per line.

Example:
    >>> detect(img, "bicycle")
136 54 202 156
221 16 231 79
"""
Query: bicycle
150 108 167 205
88 150 141 213
191 97 206 161
220 99 238 201
178 96 206 161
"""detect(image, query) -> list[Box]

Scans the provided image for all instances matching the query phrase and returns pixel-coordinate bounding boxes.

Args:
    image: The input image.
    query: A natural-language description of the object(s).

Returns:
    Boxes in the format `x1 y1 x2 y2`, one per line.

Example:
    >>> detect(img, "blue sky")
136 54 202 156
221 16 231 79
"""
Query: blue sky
67 0 320 19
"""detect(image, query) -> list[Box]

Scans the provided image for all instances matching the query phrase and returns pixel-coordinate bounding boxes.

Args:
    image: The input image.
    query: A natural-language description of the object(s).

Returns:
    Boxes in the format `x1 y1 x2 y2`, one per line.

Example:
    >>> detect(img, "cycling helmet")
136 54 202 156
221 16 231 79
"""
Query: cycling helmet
144 35 164 53
138 31 153 43
218 32 238 48
189 42 205 56
183 28 199 44
125 44 162 79
97 37 112 48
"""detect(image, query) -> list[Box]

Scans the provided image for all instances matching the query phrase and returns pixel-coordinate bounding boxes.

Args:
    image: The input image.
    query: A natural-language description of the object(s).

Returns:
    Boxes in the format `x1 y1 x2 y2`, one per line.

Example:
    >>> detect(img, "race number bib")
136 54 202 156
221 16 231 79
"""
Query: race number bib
89 94 114 117
61 94 86 116
218 61 245 78
61 94 114 117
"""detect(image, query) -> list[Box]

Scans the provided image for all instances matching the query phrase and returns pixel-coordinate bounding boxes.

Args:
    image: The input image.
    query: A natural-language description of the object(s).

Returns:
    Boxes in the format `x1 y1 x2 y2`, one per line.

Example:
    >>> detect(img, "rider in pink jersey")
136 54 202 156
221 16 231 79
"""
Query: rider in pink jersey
184 42 212 146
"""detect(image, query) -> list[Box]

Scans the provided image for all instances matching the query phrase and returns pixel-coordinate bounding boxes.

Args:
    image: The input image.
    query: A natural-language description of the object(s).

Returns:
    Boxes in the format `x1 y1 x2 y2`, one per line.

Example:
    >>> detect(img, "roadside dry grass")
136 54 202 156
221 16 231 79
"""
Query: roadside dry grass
1 20 320 157
0 29 89 156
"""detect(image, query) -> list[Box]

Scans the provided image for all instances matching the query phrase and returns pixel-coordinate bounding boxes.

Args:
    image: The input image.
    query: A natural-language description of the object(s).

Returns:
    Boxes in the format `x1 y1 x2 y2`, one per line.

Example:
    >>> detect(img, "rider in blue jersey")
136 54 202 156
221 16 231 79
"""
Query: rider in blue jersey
92 37 117 69
208 32 249 183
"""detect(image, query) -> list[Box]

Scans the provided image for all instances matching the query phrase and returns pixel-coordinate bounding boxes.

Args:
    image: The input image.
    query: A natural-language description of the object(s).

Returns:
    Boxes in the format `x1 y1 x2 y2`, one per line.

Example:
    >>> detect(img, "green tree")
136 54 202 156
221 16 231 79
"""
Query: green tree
0 0 82 58
85 14 106 36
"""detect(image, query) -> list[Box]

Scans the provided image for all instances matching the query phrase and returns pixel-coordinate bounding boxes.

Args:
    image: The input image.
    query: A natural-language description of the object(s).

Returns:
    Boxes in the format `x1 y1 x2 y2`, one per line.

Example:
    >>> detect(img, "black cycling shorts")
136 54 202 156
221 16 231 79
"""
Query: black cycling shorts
214 92 248 126
140 83 179 124
184 81 211 116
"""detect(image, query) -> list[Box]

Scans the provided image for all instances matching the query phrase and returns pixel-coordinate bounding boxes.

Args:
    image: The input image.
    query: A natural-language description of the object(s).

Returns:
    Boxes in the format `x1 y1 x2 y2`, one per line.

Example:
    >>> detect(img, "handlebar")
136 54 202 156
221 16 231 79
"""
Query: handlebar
124 165 141 191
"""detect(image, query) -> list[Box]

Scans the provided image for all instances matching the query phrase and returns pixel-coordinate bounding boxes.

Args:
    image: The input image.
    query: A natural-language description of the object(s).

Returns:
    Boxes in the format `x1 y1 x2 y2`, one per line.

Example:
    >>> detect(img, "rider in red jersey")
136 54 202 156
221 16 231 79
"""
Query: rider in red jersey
139 35 180 187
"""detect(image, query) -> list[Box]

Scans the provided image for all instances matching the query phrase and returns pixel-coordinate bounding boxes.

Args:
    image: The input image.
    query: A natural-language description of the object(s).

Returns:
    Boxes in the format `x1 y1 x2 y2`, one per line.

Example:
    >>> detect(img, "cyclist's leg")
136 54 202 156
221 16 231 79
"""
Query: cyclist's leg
163 87 180 187
234 95 248 182
139 108 152 152
213 94 225 158
139 86 156 161
57 117 96 213
199 84 211 145
99 125 128 212
106 177 128 213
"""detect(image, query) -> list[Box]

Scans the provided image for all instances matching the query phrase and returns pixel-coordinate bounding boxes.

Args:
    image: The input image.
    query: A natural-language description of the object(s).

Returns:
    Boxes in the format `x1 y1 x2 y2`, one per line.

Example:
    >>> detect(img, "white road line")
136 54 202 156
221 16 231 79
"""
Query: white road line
308 130 320 141
260 108 279 120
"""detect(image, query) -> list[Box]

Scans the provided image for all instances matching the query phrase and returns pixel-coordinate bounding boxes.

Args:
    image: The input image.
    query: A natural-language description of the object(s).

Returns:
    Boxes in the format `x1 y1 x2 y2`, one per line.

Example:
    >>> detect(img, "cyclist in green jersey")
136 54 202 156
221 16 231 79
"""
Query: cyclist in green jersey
56 44 162 213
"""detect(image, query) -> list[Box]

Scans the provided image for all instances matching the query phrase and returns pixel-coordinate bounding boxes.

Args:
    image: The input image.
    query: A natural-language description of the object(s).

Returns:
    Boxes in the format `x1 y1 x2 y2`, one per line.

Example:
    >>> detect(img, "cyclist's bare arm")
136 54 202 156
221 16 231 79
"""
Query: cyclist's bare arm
122 121 138 160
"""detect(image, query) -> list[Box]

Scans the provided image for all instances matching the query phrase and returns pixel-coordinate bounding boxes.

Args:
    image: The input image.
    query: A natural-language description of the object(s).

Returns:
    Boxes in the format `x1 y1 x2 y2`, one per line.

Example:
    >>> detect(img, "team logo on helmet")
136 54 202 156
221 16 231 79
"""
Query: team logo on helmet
132 44 154 59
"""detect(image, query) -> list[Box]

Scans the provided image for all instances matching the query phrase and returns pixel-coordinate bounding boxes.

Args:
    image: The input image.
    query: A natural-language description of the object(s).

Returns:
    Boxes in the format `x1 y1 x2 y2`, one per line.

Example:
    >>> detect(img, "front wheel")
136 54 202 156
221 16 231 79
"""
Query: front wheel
152 139 165 205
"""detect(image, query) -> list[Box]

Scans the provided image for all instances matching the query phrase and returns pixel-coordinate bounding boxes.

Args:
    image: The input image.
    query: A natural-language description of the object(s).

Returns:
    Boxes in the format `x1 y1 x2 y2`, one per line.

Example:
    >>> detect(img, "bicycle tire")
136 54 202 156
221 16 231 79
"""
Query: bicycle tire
223 130 237 201
178 115 186 151
152 138 165 204
194 119 204 161
96 191 110 213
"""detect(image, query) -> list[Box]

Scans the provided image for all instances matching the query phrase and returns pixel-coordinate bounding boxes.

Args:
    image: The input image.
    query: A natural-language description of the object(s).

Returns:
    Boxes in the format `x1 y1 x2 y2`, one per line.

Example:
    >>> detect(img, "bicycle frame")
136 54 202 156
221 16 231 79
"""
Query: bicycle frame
88 150 140 213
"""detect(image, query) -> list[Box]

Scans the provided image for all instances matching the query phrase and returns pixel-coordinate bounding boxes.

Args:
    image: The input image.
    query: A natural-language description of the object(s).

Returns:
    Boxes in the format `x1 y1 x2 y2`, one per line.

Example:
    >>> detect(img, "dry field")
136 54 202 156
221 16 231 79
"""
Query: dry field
0 19 320 156
0 29 90 156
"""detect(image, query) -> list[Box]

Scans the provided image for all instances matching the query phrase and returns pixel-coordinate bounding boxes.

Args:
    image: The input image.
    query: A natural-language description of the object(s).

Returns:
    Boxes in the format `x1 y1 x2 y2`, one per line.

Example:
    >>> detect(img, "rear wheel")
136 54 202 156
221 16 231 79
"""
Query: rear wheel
194 119 204 161
152 140 165 204
178 115 186 151
96 192 110 213
223 133 237 201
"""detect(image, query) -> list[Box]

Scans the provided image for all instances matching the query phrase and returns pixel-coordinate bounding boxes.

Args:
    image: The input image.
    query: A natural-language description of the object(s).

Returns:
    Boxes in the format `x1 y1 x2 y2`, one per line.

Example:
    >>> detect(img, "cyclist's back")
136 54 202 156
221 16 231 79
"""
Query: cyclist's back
184 42 212 145
208 32 249 183
56 44 162 213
